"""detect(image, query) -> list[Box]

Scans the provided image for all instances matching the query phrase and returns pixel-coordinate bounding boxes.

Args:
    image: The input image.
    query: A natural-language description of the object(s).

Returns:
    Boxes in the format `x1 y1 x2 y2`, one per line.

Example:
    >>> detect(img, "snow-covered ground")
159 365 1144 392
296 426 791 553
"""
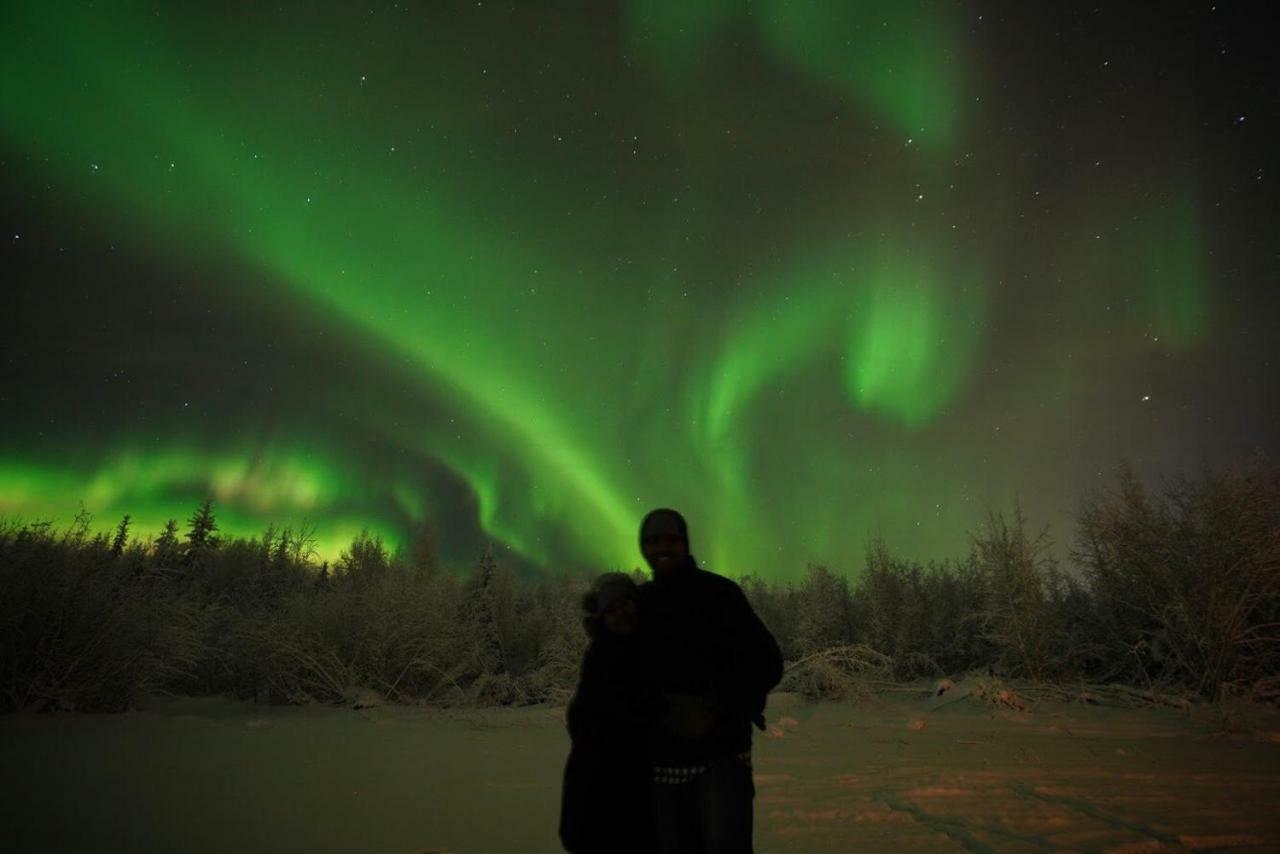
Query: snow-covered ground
2 691 1278 852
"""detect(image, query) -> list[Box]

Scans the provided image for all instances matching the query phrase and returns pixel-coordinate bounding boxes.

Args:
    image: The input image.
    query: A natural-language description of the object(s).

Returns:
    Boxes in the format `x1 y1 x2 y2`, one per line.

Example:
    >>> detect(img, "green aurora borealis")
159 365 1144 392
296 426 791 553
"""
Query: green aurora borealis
2 2 1275 577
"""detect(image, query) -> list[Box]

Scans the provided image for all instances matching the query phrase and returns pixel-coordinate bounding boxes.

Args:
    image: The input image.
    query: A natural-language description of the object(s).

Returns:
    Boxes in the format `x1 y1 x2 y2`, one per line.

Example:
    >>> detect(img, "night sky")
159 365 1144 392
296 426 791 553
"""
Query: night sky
2 2 1276 578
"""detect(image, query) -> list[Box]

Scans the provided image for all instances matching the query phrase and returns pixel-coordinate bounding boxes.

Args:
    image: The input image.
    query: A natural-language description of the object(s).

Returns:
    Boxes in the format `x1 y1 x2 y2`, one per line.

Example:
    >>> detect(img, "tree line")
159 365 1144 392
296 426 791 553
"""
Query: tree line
1 462 1276 713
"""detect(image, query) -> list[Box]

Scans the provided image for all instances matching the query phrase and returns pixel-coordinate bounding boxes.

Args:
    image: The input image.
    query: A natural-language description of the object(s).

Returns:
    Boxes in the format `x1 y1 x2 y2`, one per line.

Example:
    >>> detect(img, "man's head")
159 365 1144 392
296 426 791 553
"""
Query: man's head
640 508 690 577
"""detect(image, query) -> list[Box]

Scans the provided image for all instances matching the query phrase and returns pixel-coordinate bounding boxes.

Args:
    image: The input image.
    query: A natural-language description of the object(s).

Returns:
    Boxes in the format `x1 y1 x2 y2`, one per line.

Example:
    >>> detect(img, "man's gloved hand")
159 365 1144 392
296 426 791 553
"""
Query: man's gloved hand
663 693 715 740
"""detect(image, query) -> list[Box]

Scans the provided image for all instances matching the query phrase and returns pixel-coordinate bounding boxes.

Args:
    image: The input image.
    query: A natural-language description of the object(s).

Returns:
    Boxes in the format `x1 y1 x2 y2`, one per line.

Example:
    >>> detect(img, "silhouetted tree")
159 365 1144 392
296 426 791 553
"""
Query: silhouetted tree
184 498 219 564
110 515 131 557
272 528 293 568
338 529 389 588
285 522 319 565
64 503 93 545
258 524 278 567
153 519 181 566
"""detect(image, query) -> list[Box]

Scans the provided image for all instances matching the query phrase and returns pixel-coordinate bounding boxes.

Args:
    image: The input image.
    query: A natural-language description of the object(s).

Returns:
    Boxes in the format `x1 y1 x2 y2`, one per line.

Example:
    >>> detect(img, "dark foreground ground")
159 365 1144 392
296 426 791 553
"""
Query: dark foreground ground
2 690 1278 853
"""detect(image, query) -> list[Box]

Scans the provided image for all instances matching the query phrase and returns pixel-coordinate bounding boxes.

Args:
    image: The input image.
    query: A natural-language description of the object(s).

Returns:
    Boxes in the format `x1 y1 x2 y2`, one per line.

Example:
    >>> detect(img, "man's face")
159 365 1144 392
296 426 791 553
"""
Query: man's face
641 530 689 575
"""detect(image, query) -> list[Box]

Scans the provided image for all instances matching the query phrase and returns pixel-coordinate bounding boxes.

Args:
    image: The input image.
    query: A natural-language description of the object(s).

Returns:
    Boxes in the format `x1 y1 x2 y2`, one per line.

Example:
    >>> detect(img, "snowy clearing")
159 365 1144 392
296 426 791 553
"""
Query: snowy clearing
2 691 1278 853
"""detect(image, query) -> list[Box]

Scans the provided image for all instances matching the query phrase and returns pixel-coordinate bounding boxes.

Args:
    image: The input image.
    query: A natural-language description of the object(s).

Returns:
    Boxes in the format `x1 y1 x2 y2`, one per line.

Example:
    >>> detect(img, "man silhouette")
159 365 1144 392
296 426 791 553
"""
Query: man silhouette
637 508 783 853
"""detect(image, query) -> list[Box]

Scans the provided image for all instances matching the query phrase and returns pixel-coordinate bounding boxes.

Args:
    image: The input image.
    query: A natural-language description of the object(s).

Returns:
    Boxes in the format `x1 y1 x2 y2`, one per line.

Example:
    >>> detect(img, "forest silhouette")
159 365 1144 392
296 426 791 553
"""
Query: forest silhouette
1 462 1276 715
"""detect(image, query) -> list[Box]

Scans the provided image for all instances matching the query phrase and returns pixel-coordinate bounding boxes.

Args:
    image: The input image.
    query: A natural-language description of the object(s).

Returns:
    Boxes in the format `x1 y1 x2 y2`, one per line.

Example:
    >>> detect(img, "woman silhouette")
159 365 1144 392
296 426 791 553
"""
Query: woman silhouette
558 573 660 853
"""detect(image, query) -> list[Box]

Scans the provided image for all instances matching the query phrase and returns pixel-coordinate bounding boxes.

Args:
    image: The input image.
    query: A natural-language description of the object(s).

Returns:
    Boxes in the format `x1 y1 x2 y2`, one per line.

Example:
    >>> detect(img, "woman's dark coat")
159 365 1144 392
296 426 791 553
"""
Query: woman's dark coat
558 629 659 853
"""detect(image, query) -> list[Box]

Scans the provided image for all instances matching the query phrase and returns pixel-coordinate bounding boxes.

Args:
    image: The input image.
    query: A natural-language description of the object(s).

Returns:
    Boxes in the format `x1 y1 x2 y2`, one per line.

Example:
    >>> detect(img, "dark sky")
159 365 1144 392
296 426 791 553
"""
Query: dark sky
1 1 1276 578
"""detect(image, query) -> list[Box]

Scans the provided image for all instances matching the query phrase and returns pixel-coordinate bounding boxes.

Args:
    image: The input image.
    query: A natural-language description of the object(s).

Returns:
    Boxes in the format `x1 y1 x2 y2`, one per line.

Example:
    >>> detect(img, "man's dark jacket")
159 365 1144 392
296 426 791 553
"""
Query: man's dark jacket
639 557 783 764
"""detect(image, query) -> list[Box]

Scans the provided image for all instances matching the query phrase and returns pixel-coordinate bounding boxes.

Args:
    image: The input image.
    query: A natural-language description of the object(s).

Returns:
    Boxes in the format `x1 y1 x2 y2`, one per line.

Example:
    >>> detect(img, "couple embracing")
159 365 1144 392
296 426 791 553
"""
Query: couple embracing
560 509 784 854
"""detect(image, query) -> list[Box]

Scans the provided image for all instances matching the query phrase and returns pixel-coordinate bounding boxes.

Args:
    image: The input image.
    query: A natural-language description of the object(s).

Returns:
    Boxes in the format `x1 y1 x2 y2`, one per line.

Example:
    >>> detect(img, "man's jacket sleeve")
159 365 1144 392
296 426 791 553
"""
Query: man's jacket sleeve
711 582 783 728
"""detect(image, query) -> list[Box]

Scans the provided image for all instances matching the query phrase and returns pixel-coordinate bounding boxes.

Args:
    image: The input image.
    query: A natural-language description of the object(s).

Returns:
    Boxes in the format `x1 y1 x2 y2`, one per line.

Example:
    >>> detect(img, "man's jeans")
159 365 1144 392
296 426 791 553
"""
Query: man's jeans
652 755 755 853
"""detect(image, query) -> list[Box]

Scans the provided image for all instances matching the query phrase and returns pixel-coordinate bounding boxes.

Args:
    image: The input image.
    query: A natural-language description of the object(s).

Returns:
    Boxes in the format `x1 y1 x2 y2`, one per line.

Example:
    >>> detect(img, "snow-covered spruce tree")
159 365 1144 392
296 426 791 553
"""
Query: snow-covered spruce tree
527 576 589 703
739 574 795 660
856 538 913 662
0 518 206 712
459 544 514 703
792 564 855 657
919 555 990 675
971 504 1057 681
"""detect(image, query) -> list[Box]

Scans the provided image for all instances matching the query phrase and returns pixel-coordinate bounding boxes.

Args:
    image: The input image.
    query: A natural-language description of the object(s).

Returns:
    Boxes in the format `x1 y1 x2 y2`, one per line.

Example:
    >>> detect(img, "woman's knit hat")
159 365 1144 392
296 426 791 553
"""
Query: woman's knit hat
580 572 639 637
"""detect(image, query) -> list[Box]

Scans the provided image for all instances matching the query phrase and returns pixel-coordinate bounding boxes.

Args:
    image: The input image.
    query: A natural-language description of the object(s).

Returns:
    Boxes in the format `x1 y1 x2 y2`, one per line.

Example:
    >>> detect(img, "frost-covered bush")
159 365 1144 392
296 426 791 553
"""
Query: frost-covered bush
0 520 204 712
1076 462 1280 697
3 461 1275 712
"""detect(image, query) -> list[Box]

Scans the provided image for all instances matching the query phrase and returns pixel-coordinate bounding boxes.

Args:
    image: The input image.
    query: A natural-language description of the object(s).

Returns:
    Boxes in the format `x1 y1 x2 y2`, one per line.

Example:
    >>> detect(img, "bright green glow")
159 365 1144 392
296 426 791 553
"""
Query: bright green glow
702 275 839 445
69 449 339 512
850 284 939 421
0 4 1218 578
685 245 985 568
0 453 394 560
846 255 984 426
2 2 643 569
689 262 845 570
627 0 961 146
0 463 82 509
701 248 983 437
